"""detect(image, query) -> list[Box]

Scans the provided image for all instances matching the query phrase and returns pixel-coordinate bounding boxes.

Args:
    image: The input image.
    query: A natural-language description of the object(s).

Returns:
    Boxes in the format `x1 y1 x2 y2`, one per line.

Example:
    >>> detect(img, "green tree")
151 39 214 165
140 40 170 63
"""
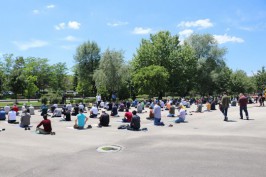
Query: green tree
50 62 68 92
93 49 125 100
230 70 255 94
9 57 26 103
254 66 266 92
24 57 51 93
132 65 169 98
24 75 38 102
74 41 101 96
185 33 227 95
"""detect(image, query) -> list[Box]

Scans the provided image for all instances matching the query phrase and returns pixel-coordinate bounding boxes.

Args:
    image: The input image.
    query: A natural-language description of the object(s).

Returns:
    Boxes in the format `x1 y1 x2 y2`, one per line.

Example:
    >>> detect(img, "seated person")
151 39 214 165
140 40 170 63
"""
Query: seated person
107 102 113 111
21 103 27 113
29 104 35 115
118 103 125 112
78 103 84 111
137 102 142 113
122 109 132 122
167 103 176 117
205 101 211 111
12 104 19 116
52 108 62 117
89 104 98 118
211 100 216 110
100 101 105 108
160 100 165 108
4 104 10 114
74 109 88 129
50 104 56 113
61 105 67 115
72 104 79 116
175 105 186 123
20 109 31 129
36 114 52 134
111 104 119 117
146 107 154 120
61 110 71 121
41 104 48 116
165 102 171 110
192 102 202 113
0 108 6 120
127 110 141 131
8 108 18 124
98 110 110 127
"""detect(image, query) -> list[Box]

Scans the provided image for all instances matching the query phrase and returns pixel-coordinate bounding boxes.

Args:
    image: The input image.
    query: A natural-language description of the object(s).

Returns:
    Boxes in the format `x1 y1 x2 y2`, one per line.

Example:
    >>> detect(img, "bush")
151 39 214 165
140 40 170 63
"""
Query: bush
50 97 60 104
75 99 83 104
84 97 96 104
41 96 48 104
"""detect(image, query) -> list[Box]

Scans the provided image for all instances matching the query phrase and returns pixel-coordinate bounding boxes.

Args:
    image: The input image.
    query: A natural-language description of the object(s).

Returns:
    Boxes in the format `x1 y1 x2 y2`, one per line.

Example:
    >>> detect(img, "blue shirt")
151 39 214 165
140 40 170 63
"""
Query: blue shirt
77 113 86 127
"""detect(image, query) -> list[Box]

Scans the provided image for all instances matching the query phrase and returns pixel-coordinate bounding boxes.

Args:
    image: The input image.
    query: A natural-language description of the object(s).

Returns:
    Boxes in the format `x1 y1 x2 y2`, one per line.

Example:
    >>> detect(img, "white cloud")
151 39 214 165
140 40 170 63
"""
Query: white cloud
54 21 81 30
13 40 48 51
107 21 129 27
213 34 244 44
178 19 213 29
55 22 66 30
63 35 79 42
179 29 194 38
68 21 81 30
46 4 55 9
132 27 152 35
33 9 40 14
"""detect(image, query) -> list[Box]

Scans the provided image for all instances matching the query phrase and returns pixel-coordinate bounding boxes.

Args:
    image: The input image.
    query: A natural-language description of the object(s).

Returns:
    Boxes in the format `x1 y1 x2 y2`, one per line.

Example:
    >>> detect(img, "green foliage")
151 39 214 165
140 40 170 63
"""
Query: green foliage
74 41 101 96
230 70 255 94
133 65 169 98
24 75 38 101
41 96 48 105
254 66 266 92
93 48 125 98
185 33 227 95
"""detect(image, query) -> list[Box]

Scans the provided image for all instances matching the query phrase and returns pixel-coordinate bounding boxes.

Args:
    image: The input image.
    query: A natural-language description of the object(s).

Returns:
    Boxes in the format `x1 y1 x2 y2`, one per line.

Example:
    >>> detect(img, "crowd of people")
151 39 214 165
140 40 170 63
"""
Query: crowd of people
0 92 265 134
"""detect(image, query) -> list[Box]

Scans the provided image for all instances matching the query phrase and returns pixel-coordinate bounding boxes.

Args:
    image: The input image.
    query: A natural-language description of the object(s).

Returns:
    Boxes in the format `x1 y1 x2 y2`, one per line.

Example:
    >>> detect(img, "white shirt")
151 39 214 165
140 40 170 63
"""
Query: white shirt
8 111 16 120
66 104 72 111
96 95 101 102
79 104 84 110
90 106 98 114
100 101 105 107
178 109 186 120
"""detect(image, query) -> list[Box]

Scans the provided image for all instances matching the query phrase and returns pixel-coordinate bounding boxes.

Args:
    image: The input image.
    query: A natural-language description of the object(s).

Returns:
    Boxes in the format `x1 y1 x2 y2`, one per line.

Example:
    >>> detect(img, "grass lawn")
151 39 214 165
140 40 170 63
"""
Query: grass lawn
0 101 42 107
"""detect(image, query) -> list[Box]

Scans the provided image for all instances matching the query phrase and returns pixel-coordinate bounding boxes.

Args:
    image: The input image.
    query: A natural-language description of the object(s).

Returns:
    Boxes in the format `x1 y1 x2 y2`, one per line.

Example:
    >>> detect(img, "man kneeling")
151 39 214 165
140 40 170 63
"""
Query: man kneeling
175 105 186 123
98 110 110 127
127 110 140 131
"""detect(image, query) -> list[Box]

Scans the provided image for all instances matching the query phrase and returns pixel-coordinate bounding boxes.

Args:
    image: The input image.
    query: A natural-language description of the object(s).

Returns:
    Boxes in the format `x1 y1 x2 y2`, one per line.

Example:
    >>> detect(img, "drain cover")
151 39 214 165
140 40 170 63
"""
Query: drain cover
97 145 123 153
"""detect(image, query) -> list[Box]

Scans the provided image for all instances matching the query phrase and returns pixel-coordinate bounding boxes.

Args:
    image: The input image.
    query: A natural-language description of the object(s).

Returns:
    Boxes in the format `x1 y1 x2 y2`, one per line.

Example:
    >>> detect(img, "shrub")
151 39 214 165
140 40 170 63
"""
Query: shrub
41 96 48 104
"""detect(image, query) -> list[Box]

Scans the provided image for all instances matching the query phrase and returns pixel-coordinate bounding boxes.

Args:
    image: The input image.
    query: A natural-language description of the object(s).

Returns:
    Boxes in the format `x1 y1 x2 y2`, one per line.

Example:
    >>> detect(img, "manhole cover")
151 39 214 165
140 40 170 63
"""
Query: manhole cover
97 145 123 153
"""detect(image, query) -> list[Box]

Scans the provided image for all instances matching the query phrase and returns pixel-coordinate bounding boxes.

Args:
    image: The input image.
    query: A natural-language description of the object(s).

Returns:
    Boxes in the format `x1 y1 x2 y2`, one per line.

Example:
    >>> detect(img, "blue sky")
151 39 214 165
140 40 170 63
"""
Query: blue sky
0 0 265 75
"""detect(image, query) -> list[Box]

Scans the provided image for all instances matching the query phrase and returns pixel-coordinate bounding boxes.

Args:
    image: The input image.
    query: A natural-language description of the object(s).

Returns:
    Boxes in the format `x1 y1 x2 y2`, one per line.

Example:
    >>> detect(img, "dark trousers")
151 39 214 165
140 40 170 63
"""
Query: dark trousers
220 107 228 119
240 106 248 118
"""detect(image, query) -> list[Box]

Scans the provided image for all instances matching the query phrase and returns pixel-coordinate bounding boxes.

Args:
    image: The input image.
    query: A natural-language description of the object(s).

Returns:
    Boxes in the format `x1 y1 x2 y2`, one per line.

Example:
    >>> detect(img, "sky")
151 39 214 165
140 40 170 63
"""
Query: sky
0 0 265 75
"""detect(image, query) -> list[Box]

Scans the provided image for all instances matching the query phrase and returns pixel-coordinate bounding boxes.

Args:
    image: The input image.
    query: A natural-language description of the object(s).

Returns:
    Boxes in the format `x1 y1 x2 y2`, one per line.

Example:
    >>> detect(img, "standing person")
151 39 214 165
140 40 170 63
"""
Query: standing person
96 94 101 108
36 114 53 134
98 110 110 127
153 102 164 126
220 92 231 121
74 109 88 129
238 93 249 120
